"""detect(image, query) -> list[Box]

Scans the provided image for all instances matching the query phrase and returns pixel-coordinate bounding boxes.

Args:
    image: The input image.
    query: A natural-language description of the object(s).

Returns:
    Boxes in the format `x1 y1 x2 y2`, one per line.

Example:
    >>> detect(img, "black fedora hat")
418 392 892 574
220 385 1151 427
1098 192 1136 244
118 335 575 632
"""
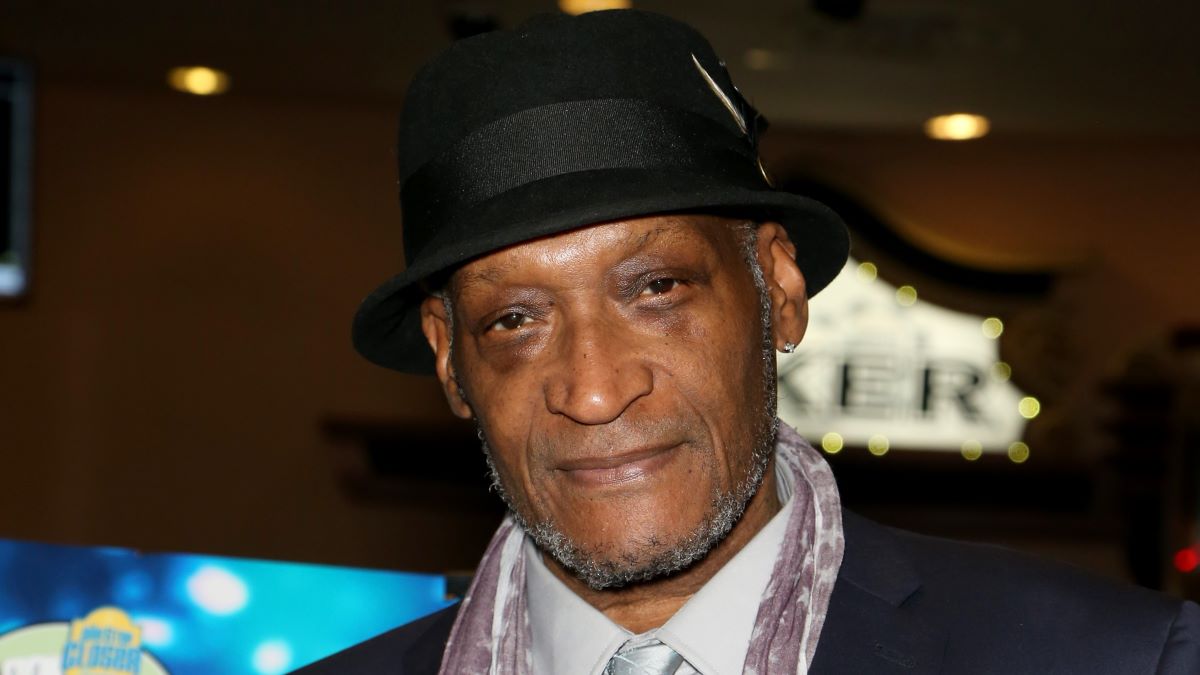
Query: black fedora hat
353 9 849 374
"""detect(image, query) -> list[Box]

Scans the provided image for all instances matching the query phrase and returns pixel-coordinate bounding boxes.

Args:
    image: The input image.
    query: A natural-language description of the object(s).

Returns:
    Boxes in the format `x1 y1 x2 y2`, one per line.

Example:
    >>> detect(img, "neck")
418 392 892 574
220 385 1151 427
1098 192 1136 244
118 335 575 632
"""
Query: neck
542 458 782 634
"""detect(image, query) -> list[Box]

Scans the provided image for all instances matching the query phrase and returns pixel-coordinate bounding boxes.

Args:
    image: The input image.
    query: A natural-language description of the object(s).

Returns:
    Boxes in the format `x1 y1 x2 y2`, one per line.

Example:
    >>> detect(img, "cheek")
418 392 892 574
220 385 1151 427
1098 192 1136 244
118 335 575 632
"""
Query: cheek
657 294 758 393
467 373 548 498
663 300 767 475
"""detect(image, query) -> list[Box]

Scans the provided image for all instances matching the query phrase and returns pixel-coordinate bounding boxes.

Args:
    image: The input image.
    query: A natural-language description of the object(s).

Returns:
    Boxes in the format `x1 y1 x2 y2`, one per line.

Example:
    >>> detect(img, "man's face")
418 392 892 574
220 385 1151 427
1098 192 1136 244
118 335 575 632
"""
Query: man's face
429 214 786 588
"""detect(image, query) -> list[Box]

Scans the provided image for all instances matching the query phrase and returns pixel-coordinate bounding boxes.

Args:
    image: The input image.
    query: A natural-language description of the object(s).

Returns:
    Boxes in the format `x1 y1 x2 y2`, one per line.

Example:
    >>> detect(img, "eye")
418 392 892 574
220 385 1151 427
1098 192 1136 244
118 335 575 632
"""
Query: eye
488 312 531 332
641 278 681 296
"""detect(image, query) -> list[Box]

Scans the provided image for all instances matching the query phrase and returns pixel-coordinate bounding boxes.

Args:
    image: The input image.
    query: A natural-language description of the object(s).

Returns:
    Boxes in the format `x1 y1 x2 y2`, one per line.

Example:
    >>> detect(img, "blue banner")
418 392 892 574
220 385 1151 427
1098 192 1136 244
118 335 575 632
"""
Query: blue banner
0 538 453 674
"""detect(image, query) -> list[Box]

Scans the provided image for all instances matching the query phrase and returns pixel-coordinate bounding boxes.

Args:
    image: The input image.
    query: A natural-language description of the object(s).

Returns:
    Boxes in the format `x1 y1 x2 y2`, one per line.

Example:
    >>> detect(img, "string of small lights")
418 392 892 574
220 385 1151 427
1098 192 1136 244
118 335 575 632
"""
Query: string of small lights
820 260 1039 464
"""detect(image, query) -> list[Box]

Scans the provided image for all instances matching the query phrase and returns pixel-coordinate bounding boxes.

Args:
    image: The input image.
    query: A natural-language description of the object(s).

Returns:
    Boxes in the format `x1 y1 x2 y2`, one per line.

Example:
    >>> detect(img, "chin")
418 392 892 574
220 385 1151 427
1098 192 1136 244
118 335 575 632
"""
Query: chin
524 486 750 590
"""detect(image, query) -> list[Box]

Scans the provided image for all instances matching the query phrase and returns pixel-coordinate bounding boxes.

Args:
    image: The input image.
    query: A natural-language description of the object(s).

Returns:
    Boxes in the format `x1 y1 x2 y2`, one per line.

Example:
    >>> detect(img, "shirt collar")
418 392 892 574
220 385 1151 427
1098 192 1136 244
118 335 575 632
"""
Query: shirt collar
524 461 795 675
525 537 629 675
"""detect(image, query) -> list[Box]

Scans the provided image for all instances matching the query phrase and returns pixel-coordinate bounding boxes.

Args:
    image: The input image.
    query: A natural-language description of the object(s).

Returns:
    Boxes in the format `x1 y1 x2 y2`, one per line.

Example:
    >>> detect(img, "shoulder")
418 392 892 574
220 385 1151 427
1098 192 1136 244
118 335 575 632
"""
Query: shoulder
833 510 1200 673
289 604 460 675
884 517 1183 628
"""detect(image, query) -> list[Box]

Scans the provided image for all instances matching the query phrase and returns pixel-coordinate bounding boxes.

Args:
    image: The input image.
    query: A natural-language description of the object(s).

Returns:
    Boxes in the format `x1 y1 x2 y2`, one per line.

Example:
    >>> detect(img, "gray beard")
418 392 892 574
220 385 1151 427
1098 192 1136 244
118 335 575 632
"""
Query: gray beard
480 409 777 590
476 224 780 590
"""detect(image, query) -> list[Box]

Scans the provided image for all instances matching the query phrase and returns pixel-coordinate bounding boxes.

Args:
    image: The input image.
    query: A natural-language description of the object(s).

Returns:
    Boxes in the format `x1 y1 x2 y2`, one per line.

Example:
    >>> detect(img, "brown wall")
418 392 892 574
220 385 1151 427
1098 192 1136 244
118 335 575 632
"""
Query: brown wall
0 84 498 571
767 131 1200 322
1 83 1197 572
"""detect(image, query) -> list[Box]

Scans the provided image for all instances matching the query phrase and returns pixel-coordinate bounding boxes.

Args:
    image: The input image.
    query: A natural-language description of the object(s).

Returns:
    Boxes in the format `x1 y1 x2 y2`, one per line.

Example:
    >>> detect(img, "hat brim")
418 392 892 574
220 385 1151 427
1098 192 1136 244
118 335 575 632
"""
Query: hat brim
352 167 849 374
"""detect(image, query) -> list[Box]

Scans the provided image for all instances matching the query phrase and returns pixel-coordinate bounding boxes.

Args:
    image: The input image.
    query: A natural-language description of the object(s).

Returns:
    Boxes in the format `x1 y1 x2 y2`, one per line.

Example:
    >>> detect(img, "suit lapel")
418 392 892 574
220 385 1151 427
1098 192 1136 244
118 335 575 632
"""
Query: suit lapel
809 511 945 674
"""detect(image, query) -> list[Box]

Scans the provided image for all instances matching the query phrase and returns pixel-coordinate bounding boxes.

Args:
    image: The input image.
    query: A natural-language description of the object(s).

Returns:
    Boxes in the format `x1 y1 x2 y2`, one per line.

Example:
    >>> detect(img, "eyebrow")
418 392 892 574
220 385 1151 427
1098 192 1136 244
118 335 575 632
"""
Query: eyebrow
454 261 516 292
629 225 672 251
452 221 692 293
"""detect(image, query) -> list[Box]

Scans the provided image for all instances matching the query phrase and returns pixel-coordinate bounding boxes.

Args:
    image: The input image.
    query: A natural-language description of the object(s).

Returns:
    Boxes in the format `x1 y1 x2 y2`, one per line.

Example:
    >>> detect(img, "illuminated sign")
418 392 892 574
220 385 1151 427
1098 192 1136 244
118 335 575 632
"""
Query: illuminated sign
779 259 1030 455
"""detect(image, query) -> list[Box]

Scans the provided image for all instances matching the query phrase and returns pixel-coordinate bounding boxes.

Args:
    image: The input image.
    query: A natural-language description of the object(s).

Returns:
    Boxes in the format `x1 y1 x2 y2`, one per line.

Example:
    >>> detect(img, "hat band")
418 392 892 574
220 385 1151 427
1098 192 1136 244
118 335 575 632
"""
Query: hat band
400 98 762 261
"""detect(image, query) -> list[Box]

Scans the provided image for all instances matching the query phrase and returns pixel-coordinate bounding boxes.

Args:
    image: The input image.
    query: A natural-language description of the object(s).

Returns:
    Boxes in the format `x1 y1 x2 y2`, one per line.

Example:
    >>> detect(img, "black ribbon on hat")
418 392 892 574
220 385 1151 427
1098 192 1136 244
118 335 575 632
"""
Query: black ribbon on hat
399 98 767 263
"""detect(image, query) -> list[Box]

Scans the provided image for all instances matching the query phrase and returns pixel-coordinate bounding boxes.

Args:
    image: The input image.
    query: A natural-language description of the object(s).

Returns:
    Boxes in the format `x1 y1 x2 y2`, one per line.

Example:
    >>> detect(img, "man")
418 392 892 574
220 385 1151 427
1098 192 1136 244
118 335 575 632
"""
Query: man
296 9 1199 674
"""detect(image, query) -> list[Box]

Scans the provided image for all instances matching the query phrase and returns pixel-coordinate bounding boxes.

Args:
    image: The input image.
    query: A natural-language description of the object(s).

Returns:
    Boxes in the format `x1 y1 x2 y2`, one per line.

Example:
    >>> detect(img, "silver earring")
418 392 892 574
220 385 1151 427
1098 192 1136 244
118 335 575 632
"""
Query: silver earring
782 342 796 353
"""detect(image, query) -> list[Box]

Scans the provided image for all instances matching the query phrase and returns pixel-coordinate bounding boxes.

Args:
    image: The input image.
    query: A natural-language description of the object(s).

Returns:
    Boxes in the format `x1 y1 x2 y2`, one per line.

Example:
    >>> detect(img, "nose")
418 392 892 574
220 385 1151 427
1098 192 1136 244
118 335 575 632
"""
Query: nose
543 316 654 425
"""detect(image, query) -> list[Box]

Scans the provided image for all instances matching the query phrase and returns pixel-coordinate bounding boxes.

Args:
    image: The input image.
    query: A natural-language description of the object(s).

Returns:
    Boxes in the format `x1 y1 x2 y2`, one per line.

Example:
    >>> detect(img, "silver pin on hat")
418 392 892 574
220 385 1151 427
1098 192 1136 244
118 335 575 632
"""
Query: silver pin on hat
691 53 747 136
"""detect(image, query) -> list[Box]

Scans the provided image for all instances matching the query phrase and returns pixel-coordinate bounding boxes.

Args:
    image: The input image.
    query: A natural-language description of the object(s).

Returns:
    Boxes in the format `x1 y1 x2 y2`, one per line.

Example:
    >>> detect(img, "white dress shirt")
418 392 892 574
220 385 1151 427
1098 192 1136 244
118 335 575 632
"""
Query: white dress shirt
525 463 795 675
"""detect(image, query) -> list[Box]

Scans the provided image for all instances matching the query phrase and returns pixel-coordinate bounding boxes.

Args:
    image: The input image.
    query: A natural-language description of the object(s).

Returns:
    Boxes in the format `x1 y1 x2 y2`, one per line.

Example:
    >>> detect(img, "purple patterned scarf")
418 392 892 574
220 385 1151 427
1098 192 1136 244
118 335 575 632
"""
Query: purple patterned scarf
438 422 845 674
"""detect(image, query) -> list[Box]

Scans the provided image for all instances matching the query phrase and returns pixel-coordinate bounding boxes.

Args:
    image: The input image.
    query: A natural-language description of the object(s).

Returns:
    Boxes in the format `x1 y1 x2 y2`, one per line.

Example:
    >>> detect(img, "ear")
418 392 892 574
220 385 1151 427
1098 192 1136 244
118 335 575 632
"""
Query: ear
419 294 475 419
753 222 809 351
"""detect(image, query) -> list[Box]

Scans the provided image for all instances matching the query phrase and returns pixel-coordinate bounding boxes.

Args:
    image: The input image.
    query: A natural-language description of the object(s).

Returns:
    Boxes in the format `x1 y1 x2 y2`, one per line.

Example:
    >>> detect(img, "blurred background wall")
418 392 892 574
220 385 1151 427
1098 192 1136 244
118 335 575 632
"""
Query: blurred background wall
0 0 1197 596
0 82 503 570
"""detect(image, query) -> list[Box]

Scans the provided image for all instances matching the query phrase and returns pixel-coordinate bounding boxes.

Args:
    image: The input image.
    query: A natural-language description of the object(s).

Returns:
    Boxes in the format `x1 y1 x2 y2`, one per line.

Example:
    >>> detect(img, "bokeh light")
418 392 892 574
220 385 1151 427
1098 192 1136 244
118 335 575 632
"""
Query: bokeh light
1174 547 1199 573
821 432 844 454
167 66 230 96
1008 441 1031 464
1018 396 1041 419
252 639 294 675
960 440 983 461
991 361 1012 382
113 571 152 604
856 261 878 282
186 565 249 615
981 317 1004 339
924 113 990 140
135 615 175 648
895 285 918 306
867 435 890 456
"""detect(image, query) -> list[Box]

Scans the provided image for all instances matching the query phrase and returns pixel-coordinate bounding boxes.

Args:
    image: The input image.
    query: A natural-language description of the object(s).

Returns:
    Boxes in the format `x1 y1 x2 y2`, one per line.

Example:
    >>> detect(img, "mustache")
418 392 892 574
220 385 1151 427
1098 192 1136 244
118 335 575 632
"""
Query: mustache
472 408 700 466
521 414 700 462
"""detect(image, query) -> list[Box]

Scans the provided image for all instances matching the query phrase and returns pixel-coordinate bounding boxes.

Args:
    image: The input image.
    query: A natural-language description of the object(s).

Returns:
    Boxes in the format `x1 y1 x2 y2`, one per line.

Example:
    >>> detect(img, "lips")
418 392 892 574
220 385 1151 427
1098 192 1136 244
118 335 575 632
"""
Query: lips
556 442 681 487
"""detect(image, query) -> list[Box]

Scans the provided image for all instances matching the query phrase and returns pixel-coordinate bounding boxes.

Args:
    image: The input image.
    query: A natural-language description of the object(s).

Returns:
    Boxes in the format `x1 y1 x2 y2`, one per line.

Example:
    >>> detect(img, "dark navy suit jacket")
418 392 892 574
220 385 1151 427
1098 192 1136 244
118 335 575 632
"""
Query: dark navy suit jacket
294 511 1200 673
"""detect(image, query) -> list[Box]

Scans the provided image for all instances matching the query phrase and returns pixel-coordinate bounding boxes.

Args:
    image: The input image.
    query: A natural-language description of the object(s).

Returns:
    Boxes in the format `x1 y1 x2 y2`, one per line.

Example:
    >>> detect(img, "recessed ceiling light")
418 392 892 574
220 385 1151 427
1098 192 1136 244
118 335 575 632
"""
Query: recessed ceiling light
168 66 230 96
558 0 632 15
924 113 990 140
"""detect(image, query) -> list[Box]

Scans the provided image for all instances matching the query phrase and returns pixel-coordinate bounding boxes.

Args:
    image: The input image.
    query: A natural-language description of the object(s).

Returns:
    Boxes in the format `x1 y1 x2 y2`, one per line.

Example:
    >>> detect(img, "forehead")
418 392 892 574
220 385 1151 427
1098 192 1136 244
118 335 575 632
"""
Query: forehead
451 213 743 291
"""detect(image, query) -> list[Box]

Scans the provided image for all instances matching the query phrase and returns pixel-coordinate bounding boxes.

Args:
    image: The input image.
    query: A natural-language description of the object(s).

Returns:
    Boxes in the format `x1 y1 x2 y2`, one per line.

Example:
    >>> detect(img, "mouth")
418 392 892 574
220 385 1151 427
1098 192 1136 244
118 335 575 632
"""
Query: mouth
556 443 681 487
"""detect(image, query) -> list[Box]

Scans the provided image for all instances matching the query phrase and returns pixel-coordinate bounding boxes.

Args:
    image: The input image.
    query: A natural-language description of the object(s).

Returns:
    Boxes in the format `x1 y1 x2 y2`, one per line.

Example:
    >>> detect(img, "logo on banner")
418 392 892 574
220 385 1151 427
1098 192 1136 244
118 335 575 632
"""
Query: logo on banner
62 607 143 674
0 607 170 675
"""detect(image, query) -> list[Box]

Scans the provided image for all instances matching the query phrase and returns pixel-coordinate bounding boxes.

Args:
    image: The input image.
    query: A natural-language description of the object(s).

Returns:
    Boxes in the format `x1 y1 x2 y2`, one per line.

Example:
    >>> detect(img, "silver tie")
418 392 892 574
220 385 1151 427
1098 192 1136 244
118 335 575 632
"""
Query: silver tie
603 637 685 675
